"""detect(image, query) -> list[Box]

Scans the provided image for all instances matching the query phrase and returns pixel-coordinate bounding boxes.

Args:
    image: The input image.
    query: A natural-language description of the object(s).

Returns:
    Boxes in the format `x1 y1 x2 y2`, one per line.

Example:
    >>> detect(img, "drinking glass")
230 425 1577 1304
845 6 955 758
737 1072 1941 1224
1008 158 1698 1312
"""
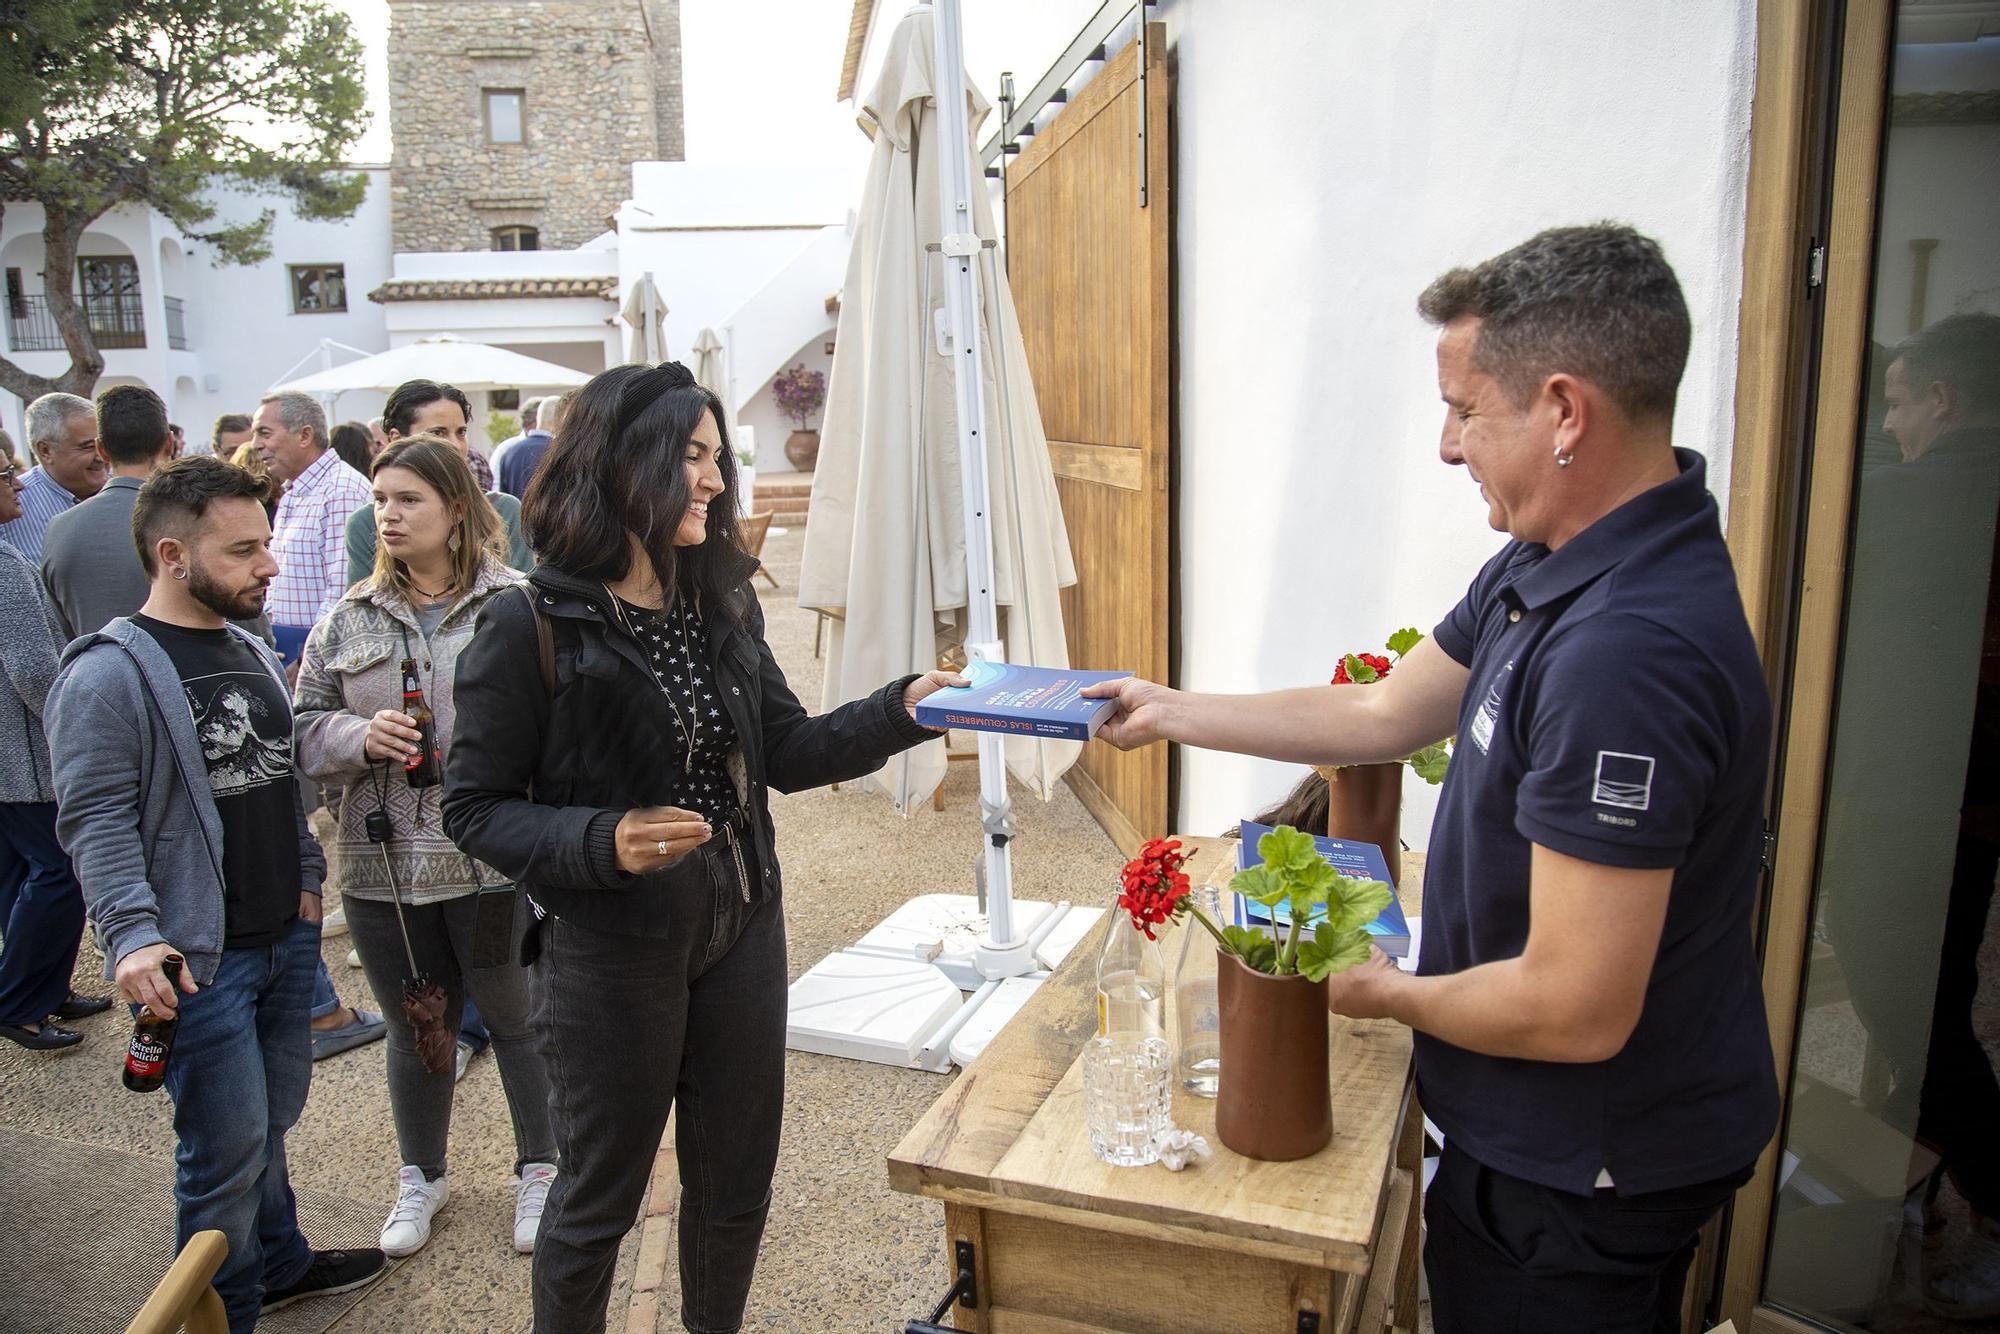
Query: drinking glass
1083 1033 1172 1167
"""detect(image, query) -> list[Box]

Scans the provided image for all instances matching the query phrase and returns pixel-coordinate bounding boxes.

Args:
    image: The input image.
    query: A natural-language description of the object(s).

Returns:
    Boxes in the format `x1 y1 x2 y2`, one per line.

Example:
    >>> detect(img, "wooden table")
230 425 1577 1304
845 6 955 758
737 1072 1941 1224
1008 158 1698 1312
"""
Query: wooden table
889 836 1425 1334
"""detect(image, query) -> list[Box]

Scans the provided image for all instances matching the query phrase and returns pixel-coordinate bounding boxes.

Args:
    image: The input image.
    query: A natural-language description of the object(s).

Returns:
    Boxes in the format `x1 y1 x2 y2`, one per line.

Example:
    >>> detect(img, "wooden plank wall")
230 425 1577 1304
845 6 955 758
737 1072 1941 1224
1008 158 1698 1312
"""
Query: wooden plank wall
1003 27 1171 855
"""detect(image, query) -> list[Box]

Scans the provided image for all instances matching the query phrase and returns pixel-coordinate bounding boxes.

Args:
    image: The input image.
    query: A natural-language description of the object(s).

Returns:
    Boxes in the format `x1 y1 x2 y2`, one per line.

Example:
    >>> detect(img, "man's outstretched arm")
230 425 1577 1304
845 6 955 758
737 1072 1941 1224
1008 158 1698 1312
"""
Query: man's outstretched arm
1081 636 1468 766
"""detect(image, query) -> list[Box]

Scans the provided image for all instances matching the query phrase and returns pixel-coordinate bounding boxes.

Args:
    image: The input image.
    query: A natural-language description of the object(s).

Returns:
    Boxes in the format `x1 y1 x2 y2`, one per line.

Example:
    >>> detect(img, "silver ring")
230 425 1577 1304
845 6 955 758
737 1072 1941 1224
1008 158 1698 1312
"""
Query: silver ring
656 840 668 855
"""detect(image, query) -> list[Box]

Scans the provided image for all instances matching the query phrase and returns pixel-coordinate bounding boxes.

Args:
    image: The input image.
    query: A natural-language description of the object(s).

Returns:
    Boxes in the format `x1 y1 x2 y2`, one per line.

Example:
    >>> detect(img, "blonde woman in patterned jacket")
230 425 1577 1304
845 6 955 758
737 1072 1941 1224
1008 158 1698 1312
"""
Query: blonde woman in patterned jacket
294 436 556 1261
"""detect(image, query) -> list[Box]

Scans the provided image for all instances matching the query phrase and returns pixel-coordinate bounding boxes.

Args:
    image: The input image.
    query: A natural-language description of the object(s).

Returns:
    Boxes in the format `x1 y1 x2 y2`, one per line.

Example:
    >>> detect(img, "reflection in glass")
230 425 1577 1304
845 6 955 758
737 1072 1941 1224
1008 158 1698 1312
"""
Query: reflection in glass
1764 15 2000 1330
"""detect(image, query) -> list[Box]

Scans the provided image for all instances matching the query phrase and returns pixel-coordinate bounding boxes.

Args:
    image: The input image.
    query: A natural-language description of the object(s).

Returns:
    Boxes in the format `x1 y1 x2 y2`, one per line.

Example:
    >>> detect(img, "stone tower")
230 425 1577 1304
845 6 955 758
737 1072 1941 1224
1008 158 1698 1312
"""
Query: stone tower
386 0 686 254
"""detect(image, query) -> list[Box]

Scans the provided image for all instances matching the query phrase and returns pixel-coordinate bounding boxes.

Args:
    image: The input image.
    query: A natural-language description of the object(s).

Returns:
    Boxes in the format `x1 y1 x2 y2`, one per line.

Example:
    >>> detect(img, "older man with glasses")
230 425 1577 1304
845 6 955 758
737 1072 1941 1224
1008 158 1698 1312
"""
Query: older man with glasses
0 393 105 562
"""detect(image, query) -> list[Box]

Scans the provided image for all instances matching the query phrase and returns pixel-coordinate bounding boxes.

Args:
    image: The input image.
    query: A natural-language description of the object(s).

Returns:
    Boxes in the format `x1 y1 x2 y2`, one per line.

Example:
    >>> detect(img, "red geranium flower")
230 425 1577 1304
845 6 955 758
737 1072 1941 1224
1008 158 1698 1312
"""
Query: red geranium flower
1331 652 1393 685
1117 837 1190 940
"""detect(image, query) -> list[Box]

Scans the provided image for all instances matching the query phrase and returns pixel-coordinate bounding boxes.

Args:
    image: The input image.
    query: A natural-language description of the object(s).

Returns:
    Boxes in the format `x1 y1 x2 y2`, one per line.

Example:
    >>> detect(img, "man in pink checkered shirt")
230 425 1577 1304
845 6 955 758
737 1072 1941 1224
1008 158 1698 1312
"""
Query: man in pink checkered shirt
252 390 387 1062
256 392 372 667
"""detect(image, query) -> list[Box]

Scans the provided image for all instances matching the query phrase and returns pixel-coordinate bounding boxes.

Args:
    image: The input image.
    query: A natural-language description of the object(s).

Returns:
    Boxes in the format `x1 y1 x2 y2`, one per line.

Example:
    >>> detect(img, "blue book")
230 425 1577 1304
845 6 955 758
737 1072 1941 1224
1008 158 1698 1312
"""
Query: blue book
1232 820 1411 957
911 660 1128 741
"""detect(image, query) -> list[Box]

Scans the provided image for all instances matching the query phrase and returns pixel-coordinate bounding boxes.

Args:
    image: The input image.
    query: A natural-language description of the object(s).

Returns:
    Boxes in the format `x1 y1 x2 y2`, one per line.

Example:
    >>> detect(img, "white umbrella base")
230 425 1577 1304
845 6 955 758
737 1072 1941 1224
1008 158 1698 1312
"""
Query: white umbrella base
856 895 1101 991
785 951 963 1067
784 898 1108 1071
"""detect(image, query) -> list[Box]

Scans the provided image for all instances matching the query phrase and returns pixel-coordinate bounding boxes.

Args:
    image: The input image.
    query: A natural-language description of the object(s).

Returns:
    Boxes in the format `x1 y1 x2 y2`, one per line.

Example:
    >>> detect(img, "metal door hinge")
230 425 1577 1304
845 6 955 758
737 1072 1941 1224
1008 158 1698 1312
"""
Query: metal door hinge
1806 243 1826 291
1761 822 1777 871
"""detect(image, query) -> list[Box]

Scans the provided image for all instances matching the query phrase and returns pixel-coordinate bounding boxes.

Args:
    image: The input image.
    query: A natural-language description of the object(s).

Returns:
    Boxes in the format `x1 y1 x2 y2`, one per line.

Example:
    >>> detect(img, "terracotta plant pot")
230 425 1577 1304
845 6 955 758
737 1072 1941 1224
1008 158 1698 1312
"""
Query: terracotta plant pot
1214 953 1332 1161
1325 760 1402 887
784 428 820 471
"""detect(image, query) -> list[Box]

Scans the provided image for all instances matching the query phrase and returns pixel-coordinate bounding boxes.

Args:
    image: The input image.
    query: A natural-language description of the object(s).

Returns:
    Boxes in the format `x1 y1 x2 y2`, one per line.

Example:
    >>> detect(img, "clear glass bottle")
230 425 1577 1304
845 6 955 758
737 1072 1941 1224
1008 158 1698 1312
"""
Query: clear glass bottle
1095 905 1165 1042
1173 883 1225 1096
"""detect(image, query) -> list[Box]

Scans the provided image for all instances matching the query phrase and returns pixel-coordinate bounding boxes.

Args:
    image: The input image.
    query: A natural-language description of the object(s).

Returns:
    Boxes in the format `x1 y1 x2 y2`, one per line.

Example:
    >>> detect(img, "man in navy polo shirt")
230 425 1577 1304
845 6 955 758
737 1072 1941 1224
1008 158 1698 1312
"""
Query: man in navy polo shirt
1085 224 1778 1331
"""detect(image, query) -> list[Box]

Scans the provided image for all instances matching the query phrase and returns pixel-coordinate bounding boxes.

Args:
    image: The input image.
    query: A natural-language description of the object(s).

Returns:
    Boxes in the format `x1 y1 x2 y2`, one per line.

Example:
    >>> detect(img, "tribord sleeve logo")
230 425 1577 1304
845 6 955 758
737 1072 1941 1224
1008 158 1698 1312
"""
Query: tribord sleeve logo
1592 751 1655 811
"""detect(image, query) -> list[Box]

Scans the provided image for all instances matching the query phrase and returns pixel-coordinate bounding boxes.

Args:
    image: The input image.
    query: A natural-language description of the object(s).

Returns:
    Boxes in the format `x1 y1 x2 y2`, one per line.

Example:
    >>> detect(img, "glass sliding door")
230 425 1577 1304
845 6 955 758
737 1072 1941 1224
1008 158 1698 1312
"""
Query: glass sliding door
1759 7 2000 1329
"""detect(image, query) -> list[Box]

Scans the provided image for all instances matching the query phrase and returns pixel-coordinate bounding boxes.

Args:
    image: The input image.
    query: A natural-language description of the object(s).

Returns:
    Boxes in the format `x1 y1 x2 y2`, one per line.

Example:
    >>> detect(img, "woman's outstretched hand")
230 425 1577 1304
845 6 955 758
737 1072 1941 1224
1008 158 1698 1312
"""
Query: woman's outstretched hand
614 805 713 875
902 670 970 731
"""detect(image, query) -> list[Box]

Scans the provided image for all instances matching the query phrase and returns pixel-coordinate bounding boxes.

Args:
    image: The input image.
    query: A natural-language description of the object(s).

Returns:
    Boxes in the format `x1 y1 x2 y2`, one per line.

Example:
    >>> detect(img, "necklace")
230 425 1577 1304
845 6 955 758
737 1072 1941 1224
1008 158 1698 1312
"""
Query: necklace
407 576 455 600
603 581 700 774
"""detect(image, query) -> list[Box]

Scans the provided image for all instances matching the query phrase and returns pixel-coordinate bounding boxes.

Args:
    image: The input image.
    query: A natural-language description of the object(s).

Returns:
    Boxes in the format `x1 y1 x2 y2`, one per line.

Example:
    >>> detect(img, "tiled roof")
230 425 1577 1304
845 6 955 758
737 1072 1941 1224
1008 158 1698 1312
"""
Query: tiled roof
367 276 617 304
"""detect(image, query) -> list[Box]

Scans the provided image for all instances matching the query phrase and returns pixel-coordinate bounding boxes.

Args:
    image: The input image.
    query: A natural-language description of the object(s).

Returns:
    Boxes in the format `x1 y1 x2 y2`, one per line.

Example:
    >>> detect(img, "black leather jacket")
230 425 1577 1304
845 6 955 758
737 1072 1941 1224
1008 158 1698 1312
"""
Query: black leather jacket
442 558 930 938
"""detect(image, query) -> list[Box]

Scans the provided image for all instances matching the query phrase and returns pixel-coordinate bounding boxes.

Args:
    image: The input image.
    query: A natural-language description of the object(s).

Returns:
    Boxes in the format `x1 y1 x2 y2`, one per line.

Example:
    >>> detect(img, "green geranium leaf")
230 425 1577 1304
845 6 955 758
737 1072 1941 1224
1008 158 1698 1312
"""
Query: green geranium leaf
1386 627 1425 658
1297 924 1374 982
1257 825 1320 873
1341 653 1380 684
1221 925 1277 973
1407 743 1452 785
1325 876 1393 935
1228 864 1286 907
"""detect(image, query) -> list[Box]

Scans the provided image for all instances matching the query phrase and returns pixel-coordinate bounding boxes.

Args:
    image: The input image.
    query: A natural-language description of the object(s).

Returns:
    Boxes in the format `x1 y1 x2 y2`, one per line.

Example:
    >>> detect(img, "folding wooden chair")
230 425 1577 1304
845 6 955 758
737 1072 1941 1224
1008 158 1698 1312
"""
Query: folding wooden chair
738 510 780 590
126 1230 228 1334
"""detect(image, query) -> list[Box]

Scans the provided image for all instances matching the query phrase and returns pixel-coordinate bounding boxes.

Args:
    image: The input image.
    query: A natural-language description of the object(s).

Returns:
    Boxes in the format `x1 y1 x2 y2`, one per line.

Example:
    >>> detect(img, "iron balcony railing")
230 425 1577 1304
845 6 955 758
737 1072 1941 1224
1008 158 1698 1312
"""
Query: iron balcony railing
165 295 188 350
5 292 148 352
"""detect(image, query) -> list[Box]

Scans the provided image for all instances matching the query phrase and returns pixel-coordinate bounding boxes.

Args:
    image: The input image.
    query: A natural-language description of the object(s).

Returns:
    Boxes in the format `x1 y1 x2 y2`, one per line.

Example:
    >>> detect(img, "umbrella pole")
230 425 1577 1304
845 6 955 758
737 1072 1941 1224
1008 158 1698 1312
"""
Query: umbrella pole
933 0 1033 979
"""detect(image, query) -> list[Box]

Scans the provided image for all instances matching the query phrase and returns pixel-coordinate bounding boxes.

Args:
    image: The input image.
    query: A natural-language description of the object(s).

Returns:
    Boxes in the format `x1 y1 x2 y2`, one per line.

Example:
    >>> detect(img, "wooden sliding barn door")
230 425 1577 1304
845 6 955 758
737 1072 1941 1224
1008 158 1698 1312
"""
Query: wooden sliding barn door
1003 24 1171 855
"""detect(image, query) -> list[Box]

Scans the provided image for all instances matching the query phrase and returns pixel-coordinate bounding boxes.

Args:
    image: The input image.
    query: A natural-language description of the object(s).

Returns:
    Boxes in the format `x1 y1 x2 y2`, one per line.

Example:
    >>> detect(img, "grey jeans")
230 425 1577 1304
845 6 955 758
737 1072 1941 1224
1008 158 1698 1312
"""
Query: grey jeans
345 892 555 1178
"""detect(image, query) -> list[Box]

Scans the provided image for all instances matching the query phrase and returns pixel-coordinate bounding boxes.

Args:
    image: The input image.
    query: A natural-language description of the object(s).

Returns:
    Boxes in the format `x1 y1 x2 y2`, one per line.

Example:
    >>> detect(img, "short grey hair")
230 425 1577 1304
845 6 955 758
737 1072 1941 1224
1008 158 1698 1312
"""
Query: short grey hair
1417 223 1691 423
258 391 327 449
26 392 95 449
536 395 562 430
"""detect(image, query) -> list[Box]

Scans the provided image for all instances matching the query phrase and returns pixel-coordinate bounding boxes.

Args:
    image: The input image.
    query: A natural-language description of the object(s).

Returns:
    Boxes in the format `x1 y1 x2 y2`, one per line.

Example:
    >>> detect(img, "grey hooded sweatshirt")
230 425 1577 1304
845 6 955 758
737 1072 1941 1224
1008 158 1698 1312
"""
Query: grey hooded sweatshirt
45 616 326 987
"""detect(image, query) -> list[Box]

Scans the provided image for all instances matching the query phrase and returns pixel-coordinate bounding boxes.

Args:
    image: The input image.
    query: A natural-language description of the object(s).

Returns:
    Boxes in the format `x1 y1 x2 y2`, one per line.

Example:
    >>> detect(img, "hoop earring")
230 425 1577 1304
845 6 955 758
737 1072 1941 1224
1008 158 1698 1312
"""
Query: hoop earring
1554 449 1573 469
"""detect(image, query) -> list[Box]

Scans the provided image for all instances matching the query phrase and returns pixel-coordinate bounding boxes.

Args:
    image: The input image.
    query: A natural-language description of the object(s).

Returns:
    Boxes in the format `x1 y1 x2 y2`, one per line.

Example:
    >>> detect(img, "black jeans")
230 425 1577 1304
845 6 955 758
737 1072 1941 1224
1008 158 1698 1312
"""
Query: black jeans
1426 1141 1750 1334
530 830 784 1334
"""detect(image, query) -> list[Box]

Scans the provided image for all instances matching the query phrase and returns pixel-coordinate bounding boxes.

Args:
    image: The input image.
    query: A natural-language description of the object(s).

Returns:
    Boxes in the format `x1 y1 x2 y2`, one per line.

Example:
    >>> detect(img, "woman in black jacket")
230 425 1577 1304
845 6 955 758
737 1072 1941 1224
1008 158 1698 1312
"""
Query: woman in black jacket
443 362 957 1333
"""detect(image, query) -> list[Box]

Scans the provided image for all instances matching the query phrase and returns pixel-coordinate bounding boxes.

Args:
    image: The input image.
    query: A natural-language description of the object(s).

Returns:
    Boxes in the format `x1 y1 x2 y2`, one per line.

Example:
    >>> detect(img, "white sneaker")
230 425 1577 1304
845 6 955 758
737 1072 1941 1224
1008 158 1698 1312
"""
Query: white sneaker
514 1162 557 1254
379 1165 448 1258
454 1039 474 1083
321 907 348 938
345 947 361 968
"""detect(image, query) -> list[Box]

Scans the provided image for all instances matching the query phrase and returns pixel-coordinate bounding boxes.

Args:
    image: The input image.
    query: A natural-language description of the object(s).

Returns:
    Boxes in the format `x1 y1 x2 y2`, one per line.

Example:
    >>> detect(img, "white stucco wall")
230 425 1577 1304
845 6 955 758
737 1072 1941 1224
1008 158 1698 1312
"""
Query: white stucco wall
865 2 1759 846
0 170 393 445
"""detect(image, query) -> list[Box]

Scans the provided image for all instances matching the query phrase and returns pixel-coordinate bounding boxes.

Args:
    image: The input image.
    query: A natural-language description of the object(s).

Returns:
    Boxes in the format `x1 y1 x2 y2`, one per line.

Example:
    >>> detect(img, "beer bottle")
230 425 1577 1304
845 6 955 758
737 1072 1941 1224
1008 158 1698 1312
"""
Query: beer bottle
400 657 442 789
123 954 183 1093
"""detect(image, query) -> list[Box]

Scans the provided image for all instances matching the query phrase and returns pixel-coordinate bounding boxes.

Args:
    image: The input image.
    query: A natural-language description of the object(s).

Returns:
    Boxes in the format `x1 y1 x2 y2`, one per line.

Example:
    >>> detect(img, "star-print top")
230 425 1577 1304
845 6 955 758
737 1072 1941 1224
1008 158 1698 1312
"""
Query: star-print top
617 595 742 826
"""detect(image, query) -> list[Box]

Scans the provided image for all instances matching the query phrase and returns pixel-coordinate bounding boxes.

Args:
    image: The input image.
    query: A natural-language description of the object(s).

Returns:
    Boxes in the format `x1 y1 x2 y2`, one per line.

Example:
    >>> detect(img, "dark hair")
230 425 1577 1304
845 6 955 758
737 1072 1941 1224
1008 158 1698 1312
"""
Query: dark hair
96 384 170 466
330 421 374 476
1893 312 2000 420
522 362 743 621
1224 771 1332 841
1417 223 1691 423
383 379 473 438
132 455 271 576
211 412 251 446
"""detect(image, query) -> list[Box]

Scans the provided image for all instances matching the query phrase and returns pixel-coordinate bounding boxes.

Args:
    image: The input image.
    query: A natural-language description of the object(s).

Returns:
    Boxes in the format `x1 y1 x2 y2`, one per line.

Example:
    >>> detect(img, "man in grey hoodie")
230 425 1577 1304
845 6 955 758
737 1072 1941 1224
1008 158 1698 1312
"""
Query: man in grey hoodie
46 457 384 1330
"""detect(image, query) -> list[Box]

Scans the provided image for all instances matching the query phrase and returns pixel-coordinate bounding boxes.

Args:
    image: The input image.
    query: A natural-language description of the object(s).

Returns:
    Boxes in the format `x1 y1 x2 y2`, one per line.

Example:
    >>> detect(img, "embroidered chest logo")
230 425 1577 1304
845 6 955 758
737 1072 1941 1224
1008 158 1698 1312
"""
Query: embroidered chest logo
1469 660 1512 755
1592 751 1656 812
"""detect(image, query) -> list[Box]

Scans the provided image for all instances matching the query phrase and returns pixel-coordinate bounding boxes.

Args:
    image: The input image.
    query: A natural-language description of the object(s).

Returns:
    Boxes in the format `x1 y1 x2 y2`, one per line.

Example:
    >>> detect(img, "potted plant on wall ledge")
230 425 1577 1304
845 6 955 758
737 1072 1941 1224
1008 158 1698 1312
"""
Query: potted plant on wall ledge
1122 833 1390 1162
1319 627 1451 887
773 363 827 472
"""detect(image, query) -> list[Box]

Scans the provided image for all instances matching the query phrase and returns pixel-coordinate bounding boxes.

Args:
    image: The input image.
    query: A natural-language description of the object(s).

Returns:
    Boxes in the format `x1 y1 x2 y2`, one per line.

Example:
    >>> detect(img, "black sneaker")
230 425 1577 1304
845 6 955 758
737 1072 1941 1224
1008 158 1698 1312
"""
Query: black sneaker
260 1248 387 1313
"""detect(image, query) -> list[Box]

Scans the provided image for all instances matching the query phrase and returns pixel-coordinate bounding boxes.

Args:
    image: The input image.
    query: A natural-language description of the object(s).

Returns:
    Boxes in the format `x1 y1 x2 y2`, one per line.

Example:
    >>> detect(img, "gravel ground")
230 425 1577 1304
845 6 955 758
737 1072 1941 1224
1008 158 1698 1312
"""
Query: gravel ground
0 523 1124 1333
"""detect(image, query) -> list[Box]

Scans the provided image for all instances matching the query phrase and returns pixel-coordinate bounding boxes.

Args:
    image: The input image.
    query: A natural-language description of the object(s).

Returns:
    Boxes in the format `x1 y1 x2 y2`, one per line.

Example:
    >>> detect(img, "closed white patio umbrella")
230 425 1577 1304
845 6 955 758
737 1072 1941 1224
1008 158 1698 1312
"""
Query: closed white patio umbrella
622 272 667 364
798 4 1078 815
268 333 590 395
690 328 727 399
